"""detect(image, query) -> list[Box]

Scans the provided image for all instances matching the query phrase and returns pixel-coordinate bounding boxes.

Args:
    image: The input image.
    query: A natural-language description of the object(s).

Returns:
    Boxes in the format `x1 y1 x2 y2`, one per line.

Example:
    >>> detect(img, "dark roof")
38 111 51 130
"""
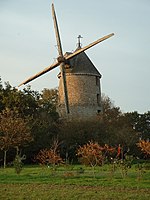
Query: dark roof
65 50 101 77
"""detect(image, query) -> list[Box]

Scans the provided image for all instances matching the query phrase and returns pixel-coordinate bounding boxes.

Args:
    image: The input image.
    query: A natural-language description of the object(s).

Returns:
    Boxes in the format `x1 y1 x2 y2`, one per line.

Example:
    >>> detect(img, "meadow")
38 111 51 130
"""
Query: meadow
0 164 150 200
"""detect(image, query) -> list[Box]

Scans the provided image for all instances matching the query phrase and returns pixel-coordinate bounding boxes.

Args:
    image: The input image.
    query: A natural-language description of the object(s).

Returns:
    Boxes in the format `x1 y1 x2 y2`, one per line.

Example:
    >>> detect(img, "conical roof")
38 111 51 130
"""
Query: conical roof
65 50 101 77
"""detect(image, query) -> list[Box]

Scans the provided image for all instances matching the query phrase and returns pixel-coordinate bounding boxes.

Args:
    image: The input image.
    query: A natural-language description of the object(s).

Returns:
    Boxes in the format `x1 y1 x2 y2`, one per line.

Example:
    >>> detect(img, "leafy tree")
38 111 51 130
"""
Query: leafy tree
125 111 150 140
101 94 122 123
0 109 32 168
58 120 105 163
36 139 63 168
77 141 104 176
100 94 122 144
137 139 150 156
77 141 115 176
100 95 140 154
0 80 59 164
38 88 59 121
24 88 59 162
40 88 58 106
0 82 39 118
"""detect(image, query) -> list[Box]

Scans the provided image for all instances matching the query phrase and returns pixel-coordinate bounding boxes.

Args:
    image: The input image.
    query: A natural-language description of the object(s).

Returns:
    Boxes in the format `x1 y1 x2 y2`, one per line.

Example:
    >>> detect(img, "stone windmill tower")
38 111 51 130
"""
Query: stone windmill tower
19 3 114 121
58 37 102 121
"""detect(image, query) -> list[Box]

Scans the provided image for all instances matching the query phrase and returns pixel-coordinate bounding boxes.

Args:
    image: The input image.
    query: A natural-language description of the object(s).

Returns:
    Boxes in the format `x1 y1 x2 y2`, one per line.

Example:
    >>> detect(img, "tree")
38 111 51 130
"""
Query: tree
0 109 32 168
77 141 104 175
0 80 59 164
77 141 114 176
100 94 123 144
100 95 140 154
36 139 63 168
58 120 104 163
26 88 60 161
40 88 58 106
38 88 59 121
125 111 150 140
137 139 150 156
0 81 40 116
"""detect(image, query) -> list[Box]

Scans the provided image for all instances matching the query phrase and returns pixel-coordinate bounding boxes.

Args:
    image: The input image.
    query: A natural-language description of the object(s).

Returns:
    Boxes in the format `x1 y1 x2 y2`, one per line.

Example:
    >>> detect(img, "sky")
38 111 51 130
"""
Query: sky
0 0 150 113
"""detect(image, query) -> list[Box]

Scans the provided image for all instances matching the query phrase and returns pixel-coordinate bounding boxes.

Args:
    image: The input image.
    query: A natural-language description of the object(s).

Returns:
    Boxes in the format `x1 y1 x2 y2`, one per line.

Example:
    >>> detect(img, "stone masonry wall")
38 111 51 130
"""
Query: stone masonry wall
57 73 102 121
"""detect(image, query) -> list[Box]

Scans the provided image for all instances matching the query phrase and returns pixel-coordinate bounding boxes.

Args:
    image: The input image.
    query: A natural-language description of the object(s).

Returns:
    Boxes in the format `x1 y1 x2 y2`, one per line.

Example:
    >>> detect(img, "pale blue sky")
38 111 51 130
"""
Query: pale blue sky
0 0 150 113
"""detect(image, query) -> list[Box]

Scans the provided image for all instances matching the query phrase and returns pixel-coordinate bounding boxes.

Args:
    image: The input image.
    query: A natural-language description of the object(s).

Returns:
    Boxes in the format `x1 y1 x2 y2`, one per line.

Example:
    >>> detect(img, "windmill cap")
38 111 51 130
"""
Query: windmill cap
64 51 101 77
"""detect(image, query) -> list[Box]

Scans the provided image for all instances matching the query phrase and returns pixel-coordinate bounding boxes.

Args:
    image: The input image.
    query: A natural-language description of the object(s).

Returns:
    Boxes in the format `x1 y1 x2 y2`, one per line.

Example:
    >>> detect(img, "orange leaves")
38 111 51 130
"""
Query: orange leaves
36 140 63 166
137 140 150 155
77 141 114 167
36 149 63 166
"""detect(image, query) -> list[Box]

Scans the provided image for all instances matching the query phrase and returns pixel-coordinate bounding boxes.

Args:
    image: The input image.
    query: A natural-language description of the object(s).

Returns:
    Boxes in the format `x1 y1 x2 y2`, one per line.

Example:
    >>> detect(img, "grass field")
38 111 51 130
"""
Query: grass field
0 164 150 200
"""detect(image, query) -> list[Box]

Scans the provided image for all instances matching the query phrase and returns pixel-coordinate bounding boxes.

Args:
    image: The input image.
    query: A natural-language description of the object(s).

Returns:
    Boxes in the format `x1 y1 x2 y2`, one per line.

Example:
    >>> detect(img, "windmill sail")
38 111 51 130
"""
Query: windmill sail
52 3 69 113
19 3 114 116
18 61 59 87
66 33 114 60
19 33 114 87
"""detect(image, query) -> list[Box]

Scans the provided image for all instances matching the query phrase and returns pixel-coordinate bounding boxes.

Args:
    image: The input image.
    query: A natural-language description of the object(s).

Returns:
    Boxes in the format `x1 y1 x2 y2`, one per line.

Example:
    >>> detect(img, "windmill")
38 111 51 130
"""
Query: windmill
19 3 114 120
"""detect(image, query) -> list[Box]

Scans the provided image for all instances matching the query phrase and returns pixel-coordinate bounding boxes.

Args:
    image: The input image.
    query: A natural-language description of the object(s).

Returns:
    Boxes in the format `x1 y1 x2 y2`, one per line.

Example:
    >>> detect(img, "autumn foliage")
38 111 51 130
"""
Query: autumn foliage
77 141 115 167
137 139 150 155
36 140 63 166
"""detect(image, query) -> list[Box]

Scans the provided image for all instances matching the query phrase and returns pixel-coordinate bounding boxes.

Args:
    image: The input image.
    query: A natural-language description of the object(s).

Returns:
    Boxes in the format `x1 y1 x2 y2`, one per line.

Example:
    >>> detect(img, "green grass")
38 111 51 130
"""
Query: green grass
0 165 150 200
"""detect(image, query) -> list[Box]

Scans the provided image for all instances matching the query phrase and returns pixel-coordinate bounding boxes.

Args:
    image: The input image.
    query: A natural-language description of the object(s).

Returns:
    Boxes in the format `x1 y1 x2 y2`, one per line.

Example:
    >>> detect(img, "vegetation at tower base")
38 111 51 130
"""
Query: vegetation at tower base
0 77 150 167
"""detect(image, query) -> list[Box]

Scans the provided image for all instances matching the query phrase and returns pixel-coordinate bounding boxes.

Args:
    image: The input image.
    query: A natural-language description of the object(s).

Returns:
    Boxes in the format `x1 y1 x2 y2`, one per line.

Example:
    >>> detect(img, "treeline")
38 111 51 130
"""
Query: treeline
0 78 149 166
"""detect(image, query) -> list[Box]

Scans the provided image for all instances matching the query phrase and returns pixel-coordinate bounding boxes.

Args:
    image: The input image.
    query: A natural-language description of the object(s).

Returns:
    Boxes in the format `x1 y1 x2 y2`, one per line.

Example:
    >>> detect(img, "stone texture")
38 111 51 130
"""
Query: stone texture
57 50 102 121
